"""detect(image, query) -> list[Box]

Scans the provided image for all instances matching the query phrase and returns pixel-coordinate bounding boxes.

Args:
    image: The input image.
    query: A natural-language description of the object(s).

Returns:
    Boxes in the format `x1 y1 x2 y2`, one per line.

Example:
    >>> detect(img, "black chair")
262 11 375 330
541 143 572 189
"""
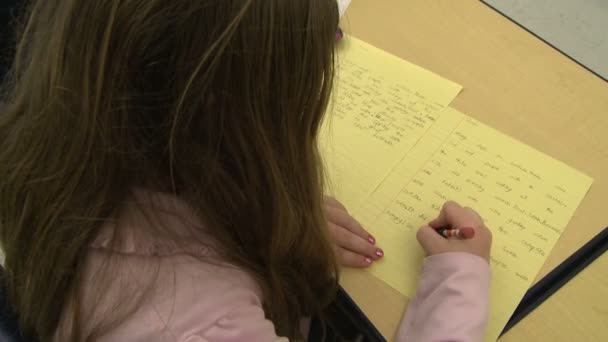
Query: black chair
0 268 28 342
0 0 20 82
0 0 21 334
308 287 385 342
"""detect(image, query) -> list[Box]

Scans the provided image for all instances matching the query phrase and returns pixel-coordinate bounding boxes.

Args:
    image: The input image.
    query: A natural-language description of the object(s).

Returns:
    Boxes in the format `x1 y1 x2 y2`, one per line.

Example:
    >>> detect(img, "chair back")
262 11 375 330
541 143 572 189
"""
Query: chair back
0 268 29 342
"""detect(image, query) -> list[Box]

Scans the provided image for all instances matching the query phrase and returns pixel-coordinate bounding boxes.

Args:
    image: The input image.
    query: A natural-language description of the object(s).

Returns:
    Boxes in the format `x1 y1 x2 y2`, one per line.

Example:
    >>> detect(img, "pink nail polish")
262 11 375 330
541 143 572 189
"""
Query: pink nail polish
364 257 373 264
368 235 376 244
375 249 384 257
335 27 344 41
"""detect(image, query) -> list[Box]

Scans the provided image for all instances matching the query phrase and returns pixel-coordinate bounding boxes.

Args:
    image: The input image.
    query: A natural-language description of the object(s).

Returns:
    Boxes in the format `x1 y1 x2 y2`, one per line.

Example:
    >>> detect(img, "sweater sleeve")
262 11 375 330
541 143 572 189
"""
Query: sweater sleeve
396 252 491 342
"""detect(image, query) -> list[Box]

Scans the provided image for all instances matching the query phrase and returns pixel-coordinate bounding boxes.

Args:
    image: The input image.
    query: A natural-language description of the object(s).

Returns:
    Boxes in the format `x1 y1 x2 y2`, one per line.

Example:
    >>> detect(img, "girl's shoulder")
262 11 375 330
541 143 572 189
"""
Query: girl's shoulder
91 189 215 256
61 190 271 341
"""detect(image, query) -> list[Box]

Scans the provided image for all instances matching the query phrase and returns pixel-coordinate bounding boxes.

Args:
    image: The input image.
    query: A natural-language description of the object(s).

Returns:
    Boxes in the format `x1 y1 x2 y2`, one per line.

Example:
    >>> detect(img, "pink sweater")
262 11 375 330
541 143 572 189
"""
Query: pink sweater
55 193 490 341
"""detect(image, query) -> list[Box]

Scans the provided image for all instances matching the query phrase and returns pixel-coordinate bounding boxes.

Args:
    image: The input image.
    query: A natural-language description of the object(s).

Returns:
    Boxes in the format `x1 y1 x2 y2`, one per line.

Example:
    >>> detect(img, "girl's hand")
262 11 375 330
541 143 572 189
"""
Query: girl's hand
416 201 493 261
324 196 383 267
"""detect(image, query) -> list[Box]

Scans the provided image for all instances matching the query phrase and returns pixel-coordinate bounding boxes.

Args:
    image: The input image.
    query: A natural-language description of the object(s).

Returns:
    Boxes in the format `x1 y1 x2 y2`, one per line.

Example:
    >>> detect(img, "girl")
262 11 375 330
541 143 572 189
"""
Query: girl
0 0 491 341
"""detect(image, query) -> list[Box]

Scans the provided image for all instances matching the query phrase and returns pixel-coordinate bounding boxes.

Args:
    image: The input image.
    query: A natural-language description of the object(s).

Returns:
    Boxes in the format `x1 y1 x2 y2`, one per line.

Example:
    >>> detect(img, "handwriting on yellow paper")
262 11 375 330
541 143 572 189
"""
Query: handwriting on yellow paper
321 37 592 341
334 61 442 147
321 37 461 211
353 107 592 342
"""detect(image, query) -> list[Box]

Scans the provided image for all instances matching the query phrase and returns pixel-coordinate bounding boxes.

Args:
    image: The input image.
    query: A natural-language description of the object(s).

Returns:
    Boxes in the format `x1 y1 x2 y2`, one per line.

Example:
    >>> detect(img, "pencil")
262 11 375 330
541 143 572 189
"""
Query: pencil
437 227 475 239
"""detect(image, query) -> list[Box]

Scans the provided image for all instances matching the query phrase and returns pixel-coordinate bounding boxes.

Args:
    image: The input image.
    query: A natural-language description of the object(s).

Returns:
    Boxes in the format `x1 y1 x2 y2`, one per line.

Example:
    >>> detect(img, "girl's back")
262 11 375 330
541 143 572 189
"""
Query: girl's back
0 1 340 340
56 190 285 341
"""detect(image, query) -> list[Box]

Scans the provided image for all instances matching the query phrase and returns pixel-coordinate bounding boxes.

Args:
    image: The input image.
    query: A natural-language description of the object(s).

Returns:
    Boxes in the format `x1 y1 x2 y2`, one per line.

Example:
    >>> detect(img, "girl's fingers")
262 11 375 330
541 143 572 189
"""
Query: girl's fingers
464 206 483 222
416 225 448 255
330 223 383 260
325 205 372 242
428 201 461 229
337 248 374 268
324 197 382 264
324 196 348 212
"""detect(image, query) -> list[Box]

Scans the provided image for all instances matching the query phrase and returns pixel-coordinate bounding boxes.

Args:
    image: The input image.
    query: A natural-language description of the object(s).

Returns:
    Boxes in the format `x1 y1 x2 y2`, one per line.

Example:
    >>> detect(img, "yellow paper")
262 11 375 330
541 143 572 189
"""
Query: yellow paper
354 107 593 341
322 38 592 340
321 37 462 211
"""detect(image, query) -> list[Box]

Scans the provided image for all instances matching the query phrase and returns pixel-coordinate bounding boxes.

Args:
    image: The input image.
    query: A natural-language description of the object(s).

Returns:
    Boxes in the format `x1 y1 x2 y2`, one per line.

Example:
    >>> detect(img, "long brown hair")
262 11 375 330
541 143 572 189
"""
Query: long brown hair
0 0 340 340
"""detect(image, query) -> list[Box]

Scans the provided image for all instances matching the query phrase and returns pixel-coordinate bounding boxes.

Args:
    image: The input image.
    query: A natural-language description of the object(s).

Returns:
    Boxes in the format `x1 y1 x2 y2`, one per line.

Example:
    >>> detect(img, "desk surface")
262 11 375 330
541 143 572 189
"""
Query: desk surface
338 1 608 341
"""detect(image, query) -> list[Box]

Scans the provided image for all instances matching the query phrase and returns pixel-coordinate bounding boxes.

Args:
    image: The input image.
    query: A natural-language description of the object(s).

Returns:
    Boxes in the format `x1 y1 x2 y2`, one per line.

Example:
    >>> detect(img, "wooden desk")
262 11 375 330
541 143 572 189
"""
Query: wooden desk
339 1 608 341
